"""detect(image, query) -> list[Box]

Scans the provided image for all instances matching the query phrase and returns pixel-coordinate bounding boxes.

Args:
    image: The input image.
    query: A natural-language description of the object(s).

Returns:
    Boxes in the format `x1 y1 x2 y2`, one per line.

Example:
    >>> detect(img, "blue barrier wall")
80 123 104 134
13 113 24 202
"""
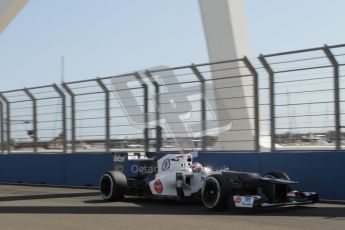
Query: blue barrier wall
0 151 344 200
0 153 113 187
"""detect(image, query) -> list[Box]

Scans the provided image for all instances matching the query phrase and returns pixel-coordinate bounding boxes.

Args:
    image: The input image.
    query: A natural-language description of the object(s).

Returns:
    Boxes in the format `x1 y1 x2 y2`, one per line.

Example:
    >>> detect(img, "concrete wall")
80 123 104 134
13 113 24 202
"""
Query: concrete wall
0 151 344 200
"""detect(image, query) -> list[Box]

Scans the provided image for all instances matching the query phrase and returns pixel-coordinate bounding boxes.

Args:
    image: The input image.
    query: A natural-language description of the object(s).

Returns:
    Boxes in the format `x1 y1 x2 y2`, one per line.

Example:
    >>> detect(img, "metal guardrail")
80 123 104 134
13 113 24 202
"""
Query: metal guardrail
1 43 345 153
259 44 345 151
0 84 66 153
145 58 258 151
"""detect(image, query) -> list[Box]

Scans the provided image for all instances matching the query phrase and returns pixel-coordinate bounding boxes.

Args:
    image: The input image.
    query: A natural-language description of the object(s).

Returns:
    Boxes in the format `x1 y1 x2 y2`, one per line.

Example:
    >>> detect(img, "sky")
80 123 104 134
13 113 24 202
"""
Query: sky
0 0 345 91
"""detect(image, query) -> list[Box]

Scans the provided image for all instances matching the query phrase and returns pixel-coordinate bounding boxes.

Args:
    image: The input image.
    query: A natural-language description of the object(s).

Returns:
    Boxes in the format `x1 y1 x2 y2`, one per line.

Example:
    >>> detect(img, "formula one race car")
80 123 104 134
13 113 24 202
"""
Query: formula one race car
99 152 319 210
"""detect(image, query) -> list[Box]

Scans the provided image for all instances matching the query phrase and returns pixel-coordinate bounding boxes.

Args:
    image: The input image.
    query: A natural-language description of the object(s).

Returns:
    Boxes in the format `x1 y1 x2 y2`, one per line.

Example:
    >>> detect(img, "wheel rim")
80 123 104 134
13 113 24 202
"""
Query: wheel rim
202 177 221 209
100 174 113 200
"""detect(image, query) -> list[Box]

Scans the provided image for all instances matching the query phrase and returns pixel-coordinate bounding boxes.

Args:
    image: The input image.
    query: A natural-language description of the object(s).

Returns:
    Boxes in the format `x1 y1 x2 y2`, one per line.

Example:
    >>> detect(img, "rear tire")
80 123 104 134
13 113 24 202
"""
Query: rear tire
201 175 232 210
100 171 127 201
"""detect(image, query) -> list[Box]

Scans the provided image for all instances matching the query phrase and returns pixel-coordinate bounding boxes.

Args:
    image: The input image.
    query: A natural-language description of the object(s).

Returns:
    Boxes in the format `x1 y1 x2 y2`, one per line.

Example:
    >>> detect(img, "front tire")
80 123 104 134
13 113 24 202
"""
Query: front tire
100 171 127 201
266 171 291 181
266 171 293 193
201 175 231 210
262 171 292 203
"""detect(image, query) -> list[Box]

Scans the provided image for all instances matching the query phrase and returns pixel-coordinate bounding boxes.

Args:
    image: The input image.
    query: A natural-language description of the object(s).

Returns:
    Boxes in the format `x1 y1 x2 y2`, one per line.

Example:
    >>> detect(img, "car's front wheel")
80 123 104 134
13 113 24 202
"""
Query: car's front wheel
201 175 231 210
262 171 292 203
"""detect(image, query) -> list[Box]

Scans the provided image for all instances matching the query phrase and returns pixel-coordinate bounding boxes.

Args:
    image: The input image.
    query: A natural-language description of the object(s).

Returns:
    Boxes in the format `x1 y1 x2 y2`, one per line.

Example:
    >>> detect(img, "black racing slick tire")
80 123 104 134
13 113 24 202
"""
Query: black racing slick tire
265 171 293 192
266 171 291 181
201 175 231 210
262 171 292 203
100 171 127 201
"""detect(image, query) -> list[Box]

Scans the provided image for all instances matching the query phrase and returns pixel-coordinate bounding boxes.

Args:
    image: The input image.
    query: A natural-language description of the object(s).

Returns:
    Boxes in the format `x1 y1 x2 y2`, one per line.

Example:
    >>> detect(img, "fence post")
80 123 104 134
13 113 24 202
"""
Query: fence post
259 55 275 151
24 88 38 153
62 83 76 153
145 70 162 152
0 93 11 153
324 45 341 150
0 100 3 153
190 65 207 151
52 84 67 153
134 72 149 152
243 57 260 152
96 78 111 152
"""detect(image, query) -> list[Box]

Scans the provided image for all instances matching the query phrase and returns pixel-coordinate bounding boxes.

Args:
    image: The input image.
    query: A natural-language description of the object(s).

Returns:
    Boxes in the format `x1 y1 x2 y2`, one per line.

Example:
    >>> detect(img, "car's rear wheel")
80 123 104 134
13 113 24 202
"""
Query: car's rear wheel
201 175 231 210
100 171 127 201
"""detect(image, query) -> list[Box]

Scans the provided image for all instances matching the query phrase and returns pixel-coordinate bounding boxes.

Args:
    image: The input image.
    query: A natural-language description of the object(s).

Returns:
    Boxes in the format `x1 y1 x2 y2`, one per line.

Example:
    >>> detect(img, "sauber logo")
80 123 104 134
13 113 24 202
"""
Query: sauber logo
113 155 126 162
154 179 163 194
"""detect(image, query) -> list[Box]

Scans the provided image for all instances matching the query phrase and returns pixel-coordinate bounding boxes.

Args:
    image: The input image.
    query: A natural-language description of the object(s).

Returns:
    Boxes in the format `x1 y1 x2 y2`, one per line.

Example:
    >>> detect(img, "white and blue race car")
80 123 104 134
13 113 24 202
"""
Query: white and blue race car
99 152 319 210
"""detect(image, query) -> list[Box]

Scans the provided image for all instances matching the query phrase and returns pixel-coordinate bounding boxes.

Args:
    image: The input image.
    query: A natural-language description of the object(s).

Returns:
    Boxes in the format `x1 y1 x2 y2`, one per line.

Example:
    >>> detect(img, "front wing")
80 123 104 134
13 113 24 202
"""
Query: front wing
233 191 319 208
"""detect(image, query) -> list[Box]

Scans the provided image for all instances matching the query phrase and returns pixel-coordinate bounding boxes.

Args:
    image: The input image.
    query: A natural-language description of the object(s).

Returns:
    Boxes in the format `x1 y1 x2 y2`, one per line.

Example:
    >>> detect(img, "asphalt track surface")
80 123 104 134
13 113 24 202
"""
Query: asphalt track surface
0 185 344 230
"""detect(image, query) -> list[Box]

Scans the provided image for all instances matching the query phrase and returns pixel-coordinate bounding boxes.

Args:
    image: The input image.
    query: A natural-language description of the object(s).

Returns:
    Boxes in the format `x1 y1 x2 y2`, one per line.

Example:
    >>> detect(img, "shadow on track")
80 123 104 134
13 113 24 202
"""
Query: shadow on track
0 192 99 202
0 196 344 218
